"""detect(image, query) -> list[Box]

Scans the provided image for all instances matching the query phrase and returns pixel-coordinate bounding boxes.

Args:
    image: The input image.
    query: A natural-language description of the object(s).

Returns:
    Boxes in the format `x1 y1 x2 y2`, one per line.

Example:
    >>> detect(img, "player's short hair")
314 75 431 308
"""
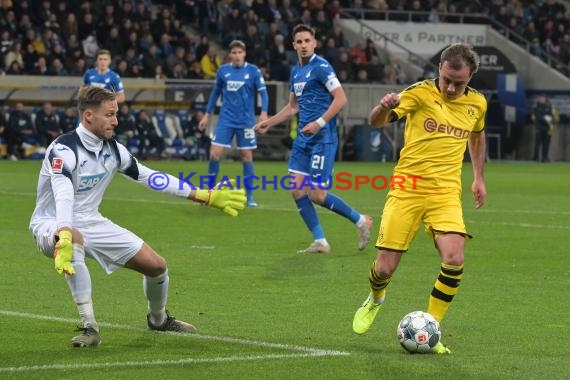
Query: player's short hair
440 43 480 75
292 24 315 38
77 86 116 114
229 40 246 51
96 49 112 59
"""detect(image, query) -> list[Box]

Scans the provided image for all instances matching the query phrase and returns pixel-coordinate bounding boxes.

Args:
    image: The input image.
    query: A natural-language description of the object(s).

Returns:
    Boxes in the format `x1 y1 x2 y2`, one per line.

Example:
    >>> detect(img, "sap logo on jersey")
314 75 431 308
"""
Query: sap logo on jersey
226 81 245 91
294 82 306 96
78 173 107 192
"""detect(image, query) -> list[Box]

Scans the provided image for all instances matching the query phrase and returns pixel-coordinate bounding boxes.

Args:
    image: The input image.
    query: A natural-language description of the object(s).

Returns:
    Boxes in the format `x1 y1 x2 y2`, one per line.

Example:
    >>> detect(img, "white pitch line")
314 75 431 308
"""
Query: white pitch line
0 353 342 373
2 190 570 216
2 191 569 228
464 219 570 230
0 310 349 357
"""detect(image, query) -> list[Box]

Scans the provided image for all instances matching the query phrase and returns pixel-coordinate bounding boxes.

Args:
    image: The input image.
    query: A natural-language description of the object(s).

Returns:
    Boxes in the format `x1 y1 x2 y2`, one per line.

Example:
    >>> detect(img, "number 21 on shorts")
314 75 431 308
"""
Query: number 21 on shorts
311 154 325 170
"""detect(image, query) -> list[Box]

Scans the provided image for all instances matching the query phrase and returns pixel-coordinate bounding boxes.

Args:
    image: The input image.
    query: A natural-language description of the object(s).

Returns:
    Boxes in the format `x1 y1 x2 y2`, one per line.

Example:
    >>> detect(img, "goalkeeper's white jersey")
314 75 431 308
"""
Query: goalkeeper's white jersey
29 124 190 232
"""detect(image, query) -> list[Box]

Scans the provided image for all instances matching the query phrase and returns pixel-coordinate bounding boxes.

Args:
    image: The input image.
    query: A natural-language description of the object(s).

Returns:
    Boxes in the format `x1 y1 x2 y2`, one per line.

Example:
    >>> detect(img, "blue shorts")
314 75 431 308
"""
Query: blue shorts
288 142 337 183
212 126 257 149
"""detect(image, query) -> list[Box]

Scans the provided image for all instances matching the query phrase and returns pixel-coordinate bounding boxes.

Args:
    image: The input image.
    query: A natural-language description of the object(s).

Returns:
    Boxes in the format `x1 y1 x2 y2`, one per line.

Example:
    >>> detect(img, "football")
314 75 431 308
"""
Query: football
397 311 441 353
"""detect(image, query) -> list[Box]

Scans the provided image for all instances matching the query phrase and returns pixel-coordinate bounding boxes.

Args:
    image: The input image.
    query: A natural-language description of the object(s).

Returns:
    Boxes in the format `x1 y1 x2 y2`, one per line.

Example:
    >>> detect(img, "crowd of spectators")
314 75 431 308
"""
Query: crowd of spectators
0 0 569 85
0 100 210 161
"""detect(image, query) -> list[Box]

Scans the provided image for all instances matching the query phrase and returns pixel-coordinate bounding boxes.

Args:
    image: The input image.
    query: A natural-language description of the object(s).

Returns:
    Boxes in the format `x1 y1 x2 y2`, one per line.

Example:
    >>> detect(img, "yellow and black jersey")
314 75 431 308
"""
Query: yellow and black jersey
391 78 487 193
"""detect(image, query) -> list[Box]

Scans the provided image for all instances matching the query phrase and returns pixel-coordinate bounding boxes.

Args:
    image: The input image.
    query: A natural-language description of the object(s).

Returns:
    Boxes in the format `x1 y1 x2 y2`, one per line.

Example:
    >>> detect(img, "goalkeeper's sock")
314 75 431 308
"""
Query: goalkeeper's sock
144 270 170 326
369 259 391 303
427 263 463 322
321 193 361 223
295 195 325 240
65 243 97 329
207 160 220 188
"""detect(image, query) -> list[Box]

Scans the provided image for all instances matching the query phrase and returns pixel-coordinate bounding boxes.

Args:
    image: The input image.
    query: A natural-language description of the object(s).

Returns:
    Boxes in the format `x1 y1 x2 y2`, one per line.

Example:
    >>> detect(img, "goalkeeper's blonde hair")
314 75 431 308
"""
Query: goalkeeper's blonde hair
77 86 117 114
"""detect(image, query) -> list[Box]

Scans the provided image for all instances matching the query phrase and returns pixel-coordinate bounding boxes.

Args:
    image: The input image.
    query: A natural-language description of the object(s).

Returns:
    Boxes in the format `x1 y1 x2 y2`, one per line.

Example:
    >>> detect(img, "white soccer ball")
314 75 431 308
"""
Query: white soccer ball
397 311 441 353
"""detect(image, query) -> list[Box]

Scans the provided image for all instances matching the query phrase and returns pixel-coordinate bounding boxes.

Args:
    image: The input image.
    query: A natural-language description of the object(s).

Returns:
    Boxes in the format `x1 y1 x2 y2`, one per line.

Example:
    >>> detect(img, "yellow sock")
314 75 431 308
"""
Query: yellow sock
369 259 392 303
427 263 463 322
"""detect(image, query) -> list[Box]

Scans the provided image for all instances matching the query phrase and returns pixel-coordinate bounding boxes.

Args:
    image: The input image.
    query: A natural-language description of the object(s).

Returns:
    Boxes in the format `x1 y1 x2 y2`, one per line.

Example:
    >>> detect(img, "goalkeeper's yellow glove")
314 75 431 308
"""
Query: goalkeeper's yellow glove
54 230 75 275
192 180 246 216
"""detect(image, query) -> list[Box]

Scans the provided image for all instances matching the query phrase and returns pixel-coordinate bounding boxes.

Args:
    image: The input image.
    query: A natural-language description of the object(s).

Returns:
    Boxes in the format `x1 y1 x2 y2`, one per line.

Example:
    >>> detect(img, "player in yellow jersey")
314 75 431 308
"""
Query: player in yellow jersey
352 43 487 354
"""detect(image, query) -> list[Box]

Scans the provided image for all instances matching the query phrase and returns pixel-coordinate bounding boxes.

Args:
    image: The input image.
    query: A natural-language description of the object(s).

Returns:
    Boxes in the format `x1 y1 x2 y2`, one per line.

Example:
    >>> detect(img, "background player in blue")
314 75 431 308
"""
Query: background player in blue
255 24 372 254
81 49 125 103
199 40 268 207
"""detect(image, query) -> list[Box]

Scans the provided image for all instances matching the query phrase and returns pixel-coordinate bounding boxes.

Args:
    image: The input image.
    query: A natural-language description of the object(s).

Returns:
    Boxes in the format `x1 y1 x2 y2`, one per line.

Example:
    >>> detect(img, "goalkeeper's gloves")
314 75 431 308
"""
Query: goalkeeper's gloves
54 230 75 275
192 180 246 216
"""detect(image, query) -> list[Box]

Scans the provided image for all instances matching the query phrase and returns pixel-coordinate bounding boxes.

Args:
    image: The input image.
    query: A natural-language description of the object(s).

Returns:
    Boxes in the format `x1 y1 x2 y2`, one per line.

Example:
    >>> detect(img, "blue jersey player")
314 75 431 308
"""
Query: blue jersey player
255 24 372 254
81 49 125 103
199 40 268 207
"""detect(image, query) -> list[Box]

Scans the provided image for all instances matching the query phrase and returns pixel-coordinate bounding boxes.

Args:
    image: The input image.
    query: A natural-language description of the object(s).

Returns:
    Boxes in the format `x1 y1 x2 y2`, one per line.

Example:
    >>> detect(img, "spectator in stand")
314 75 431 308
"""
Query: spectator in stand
59 106 78 133
313 10 330 37
364 55 385 83
166 46 188 77
323 37 341 65
280 0 300 28
5 60 21 75
6 102 38 160
170 62 186 79
143 44 164 77
364 38 380 62
327 25 346 49
103 26 124 58
183 109 211 160
251 0 272 23
198 0 219 35
5 41 24 70
187 61 204 79
115 59 130 78
154 64 167 79
31 56 49 75
136 110 167 159
61 13 79 43
70 57 87 76
82 33 100 64
0 30 13 57
334 50 353 81
349 39 368 67
49 58 69 76
23 43 40 72
200 46 221 79
195 34 210 62
222 8 244 45
269 34 291 81
35 102 61 147
115 103 137 147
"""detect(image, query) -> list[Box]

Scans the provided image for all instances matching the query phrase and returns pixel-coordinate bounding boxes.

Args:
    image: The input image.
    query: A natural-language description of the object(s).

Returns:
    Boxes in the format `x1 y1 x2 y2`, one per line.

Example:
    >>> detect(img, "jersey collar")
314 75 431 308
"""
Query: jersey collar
77 123 104 153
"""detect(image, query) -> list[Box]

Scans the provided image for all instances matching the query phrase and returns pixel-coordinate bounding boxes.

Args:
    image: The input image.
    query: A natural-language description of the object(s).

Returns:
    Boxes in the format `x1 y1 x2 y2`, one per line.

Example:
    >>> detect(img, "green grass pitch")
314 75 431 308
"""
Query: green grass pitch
0 160 568 379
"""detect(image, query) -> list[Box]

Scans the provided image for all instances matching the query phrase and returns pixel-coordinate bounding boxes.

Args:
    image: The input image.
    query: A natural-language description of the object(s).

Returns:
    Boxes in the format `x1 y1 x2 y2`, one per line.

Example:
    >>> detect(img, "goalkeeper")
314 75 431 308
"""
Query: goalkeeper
29 86 246 348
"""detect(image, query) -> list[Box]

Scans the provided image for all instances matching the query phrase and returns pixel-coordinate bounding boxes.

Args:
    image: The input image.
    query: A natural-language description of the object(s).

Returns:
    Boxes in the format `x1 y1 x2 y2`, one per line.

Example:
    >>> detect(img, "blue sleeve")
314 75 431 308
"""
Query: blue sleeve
259 89 268 112
113 72 124 93
206 72 223 114
82 70 89 85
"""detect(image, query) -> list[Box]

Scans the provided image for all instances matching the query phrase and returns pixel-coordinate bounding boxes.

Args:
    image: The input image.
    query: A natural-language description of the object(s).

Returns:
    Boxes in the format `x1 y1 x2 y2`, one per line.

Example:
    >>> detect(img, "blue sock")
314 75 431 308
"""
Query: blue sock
295 195 325 240
243 161 255 200
322 193 361 224
208 160 219 187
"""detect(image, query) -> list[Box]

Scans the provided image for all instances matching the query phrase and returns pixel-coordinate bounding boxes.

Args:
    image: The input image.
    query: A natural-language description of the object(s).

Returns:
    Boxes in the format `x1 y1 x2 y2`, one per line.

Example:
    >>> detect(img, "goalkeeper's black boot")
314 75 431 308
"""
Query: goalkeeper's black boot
147 310 196 333
71 324 101 347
